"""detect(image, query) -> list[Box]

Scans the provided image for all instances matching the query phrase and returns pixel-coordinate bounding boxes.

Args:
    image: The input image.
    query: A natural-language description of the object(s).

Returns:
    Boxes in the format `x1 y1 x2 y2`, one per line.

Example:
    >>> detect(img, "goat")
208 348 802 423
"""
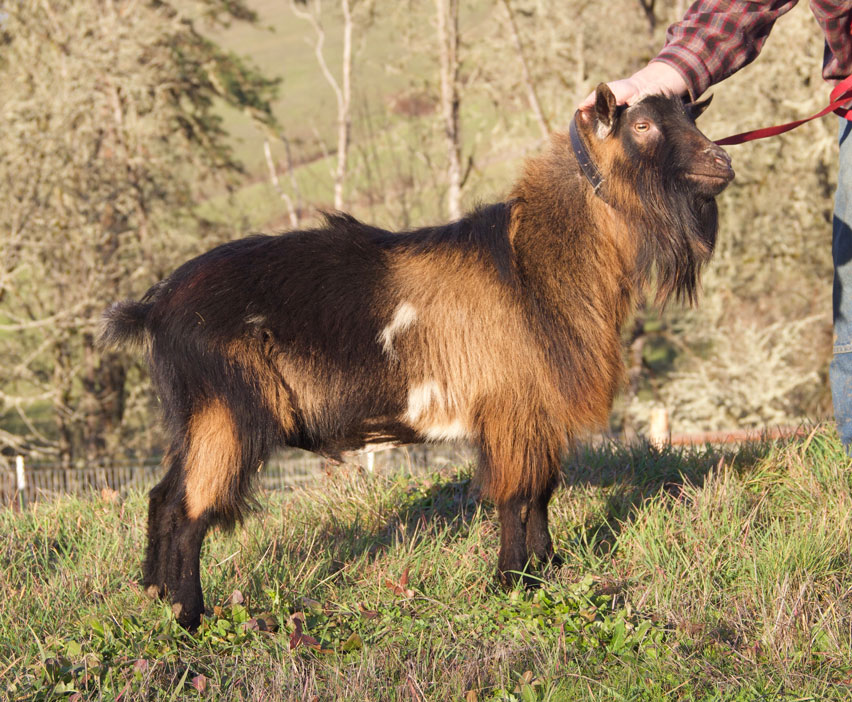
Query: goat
100 84 734 629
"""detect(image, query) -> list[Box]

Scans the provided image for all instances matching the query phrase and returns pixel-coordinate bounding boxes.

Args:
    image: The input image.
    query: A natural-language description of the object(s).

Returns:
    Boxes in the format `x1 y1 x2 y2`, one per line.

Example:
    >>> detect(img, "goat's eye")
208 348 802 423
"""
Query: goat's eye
634 122 651 133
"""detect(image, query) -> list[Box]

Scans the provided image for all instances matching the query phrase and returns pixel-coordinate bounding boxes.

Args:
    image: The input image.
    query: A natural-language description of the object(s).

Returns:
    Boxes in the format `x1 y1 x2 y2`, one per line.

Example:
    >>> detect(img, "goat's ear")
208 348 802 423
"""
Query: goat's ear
594 83 618 137
686 94 712 120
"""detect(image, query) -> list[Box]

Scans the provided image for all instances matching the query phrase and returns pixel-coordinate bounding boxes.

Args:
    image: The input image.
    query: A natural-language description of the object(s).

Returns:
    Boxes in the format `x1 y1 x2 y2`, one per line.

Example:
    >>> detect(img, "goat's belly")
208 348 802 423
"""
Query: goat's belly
303 416 420 462
302 409 474 462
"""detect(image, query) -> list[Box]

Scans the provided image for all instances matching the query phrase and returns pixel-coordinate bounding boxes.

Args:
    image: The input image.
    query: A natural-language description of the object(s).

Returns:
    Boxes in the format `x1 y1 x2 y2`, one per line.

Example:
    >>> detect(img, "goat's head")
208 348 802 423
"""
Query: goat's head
576 83 735 304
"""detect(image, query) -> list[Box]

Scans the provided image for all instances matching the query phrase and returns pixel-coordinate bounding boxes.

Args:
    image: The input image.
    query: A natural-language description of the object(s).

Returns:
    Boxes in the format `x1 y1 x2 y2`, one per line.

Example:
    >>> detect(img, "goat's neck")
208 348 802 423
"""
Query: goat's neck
508 172 643 336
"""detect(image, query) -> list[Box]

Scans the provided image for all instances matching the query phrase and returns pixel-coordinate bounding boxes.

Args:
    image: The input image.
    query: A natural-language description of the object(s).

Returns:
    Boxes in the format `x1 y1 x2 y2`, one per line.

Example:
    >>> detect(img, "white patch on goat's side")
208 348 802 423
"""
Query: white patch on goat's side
245 313 266 327
405 380 442 422
422 420 469 442
379 302 417 356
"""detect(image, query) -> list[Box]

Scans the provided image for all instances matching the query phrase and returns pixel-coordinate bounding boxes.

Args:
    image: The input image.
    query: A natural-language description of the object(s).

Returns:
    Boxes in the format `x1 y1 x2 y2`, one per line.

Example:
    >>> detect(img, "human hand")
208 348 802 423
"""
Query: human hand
578 61 690 110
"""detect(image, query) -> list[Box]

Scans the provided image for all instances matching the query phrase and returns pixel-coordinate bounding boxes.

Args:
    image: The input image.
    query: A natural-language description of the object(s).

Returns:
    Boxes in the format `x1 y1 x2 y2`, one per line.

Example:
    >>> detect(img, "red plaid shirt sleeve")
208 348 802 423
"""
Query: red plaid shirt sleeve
654 0 852 99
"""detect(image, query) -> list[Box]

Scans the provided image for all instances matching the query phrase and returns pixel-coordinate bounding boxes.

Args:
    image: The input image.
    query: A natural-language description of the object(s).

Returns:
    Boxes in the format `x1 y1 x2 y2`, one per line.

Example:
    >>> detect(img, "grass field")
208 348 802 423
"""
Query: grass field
2 427 851 700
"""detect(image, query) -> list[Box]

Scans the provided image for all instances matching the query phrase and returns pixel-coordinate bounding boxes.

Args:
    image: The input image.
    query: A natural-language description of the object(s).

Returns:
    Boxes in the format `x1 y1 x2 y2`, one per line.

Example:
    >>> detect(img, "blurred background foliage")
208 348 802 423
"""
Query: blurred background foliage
0 0 836 465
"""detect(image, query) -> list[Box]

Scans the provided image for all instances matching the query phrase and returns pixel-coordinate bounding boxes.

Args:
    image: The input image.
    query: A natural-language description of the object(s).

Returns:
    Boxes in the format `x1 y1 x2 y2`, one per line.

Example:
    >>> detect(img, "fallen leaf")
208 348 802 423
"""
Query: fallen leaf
100 488 120 503
192 674 207 694
465 691 478 702
255 612 279 632
384 568 415 598
514 670 542 692
358 603 378 619
289 617 321 650
228 590 244 605
580 607 597 622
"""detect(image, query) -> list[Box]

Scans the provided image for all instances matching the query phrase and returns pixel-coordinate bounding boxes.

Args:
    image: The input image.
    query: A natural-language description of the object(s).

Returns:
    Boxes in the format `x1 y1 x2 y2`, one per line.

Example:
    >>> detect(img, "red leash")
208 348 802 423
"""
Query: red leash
714 73 852 146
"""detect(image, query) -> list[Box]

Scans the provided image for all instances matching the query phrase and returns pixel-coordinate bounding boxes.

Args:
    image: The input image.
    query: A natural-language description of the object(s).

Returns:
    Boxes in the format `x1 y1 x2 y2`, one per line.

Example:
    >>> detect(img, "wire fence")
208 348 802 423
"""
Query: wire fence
0 444 477 508
1 420 809 508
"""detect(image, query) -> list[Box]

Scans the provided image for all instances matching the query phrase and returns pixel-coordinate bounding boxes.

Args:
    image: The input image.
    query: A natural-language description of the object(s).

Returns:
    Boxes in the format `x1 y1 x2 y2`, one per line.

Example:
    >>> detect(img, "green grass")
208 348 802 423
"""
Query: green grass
3 428 852 700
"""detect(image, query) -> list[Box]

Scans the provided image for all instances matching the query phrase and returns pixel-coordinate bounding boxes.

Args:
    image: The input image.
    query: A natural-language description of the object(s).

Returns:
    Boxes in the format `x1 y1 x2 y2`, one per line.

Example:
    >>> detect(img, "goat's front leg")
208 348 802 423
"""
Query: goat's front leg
525 474 562 569
496 495 532 588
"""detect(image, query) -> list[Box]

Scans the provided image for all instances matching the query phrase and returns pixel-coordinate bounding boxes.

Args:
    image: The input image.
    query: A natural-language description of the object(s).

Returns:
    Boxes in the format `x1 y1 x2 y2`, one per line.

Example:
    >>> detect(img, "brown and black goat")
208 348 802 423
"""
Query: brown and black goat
100 85 734 629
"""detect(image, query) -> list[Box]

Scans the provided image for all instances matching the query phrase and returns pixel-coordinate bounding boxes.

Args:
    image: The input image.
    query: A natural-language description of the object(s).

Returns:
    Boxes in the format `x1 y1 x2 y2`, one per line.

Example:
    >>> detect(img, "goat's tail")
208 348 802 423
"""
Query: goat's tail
98 300 152 350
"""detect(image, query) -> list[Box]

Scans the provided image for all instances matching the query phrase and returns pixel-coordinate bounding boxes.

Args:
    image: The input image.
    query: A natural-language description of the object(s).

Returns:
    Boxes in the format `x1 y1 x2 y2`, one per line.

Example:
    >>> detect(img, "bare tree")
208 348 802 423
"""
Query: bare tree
290 0 355 211
264 138 300 227
499 0 551 140
637 0 657 34
435 0 463 219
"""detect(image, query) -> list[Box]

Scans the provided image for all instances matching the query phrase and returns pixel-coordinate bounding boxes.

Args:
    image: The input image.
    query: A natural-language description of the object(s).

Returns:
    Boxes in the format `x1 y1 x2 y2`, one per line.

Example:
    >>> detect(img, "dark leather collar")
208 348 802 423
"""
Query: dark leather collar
569 112 606 201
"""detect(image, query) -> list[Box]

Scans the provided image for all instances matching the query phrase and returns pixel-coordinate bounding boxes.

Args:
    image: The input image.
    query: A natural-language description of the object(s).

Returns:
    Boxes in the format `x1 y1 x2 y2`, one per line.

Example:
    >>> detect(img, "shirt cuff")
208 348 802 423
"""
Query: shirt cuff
652 47 713 101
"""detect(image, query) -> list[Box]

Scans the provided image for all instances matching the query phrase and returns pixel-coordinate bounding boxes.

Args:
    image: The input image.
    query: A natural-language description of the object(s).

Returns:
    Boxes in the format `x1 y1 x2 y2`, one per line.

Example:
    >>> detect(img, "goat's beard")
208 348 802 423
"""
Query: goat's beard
633 188 718 308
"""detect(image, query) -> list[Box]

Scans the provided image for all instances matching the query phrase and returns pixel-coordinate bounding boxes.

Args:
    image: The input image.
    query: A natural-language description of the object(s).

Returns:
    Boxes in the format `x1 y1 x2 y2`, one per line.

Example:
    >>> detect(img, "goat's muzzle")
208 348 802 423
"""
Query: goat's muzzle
685 144 735 197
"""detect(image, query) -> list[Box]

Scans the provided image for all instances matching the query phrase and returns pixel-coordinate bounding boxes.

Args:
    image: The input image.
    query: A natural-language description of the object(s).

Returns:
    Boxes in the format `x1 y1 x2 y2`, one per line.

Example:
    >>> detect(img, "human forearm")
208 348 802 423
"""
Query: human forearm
580 0 799 109
656 0 799 98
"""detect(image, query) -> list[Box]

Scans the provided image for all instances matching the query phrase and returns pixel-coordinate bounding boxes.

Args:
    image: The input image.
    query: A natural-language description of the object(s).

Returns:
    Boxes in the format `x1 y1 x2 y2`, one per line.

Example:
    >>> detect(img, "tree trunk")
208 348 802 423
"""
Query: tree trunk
335 0 353 210
500 0 550 140
637 0 656 35
81 333 127 462
264 138 300 227
621 304 648 439
435 0 462 220
290 0 353 211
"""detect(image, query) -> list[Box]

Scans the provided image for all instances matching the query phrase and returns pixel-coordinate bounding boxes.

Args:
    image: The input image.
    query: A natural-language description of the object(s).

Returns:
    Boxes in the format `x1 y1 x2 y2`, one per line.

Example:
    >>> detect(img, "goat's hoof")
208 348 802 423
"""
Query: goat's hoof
143 583 164 600
172 602 203 632
544 551 564 570
496 568 538 592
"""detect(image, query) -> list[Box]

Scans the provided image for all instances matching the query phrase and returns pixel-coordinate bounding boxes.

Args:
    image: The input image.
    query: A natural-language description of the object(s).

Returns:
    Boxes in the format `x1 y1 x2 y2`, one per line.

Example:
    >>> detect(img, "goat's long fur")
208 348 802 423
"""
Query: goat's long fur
101 87 733 629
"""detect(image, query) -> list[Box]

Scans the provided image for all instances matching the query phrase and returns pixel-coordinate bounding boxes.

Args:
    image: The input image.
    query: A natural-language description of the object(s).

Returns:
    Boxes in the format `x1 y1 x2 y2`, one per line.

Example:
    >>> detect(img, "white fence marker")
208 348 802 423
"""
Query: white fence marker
15 455 26 508
648 406 670 449
15 455 26 491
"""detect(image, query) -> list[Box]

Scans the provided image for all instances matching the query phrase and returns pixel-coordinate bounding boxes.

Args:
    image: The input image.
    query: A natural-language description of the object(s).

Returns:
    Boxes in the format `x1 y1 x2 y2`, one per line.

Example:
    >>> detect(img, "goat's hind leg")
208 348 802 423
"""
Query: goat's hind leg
145 397 247 629
142 446 184 600
142 447 211 630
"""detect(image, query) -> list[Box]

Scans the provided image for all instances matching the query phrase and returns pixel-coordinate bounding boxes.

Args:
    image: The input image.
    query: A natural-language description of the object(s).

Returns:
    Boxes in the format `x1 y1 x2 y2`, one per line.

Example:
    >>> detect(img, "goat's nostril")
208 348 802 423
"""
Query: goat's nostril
705 146 731 166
